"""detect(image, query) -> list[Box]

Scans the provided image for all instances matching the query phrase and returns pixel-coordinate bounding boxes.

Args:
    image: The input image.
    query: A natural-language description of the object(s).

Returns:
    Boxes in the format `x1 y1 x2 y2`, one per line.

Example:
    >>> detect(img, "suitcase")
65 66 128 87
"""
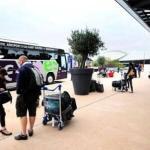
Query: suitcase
112 81 121 88
96 83 104 93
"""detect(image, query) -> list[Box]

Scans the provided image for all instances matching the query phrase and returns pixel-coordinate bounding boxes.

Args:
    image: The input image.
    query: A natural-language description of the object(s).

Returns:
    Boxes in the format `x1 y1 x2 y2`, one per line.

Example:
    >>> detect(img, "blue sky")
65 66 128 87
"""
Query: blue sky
0 0 150 60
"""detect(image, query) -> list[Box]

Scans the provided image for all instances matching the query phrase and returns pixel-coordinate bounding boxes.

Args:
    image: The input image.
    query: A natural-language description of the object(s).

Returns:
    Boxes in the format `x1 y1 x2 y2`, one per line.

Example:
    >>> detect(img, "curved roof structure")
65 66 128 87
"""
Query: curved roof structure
115 0 150 32
100 50 128 60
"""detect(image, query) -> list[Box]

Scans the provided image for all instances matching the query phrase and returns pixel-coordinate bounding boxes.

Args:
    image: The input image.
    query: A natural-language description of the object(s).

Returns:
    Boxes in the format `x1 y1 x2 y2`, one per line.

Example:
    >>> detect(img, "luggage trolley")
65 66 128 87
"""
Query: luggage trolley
112 72 128 92
42 84 64 130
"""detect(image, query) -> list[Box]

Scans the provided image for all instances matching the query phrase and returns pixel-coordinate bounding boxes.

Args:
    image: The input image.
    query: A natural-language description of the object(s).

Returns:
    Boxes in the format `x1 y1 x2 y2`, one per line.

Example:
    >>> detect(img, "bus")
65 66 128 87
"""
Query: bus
0 39 67 89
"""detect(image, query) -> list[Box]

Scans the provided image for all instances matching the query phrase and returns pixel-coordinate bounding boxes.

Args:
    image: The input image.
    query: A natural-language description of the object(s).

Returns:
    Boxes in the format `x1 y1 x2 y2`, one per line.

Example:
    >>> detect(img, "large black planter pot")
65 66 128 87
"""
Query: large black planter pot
70 68 93 95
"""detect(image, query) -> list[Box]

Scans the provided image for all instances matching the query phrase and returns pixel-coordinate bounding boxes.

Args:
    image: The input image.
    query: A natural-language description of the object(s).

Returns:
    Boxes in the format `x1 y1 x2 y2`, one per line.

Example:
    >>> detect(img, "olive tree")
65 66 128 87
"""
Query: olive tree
68 28 104 68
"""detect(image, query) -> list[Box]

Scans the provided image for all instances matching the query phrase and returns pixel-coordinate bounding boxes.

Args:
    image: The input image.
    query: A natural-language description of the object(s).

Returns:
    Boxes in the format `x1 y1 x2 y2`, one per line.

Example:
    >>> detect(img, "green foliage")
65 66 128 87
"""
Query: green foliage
97 56 105 66
73 54 82 67
93 56 124 68
92 61 98 67
105 59 124 68
68 28 104 68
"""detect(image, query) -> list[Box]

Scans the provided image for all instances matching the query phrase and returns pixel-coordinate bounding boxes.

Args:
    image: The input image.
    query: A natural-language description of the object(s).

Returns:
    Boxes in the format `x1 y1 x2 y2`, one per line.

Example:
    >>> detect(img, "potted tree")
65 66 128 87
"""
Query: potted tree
68 28 104 95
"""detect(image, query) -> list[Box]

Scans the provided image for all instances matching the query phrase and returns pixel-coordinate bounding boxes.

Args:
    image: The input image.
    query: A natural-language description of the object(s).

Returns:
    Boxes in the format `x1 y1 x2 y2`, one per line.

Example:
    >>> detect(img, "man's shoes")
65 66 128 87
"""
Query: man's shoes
28 129 33 137
0 129 12 136
14 134 28 140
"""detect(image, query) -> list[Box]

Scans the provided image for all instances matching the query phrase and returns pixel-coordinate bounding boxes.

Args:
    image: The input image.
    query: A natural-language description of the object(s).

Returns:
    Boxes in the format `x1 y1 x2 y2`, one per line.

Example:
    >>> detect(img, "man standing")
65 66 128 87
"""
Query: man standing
137 63 142 78
15 55 41 140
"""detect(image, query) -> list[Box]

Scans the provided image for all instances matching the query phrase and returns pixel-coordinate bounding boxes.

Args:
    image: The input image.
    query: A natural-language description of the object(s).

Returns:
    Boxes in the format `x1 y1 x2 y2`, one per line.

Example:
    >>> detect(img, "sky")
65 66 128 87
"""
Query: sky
0 0 150 60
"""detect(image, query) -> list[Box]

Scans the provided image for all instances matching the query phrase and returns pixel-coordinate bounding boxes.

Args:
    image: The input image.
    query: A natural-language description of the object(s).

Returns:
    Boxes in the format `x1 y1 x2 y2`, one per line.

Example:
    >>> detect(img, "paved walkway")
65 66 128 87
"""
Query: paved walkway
0 71 150 150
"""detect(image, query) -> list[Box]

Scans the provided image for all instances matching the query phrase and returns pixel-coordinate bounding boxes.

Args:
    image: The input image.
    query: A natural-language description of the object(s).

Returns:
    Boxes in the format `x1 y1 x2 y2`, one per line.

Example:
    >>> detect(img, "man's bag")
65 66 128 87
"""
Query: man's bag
0 90 12 104
30 66 44 88
96 83 104 93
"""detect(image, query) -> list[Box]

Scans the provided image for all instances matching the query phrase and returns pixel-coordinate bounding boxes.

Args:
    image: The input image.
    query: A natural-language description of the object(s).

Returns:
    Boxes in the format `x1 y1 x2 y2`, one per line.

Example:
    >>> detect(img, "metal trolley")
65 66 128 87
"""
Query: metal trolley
42 85 64 130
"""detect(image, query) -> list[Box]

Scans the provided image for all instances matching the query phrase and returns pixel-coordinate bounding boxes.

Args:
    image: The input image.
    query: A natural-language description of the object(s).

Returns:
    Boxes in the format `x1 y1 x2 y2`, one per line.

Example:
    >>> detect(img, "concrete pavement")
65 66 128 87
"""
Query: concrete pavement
0 71 150 150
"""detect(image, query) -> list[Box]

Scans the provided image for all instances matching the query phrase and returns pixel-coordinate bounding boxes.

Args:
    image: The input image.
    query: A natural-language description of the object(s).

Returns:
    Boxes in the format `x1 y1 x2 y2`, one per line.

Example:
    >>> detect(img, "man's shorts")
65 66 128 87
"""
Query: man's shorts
16 94 38 117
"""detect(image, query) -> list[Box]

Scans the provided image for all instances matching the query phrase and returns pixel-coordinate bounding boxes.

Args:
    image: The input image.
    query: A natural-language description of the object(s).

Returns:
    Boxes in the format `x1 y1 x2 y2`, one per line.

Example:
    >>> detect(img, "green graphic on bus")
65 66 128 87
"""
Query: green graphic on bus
43 60 58 72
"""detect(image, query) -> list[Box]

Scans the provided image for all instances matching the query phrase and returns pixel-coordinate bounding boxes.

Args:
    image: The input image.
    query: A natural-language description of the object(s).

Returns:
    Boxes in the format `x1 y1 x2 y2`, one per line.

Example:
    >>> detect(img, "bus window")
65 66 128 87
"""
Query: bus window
1 48 8 56
0 49 4 58
40 53 50 60
28 50 40 59
6 48 17 59
16 54 24 59
61 55 67 70
56 54 67 70
56 55 61 67
23 50 28 56
54 54 58 59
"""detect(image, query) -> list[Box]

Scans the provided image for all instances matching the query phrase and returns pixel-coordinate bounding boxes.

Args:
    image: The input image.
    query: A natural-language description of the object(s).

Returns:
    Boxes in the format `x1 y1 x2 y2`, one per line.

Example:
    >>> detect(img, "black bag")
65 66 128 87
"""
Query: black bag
61 91 72 111
70 97 77 111
61 91 77 111
112 81 121 88
0 90 12 104
89 80 97 92
96 83 104 93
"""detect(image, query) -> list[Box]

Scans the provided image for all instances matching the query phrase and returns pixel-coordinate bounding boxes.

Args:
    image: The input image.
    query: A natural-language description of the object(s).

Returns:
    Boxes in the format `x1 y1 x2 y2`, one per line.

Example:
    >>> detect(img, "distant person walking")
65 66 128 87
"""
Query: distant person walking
127 63 136 93
137 64 142 78
15 55 41 140
0 68 12 136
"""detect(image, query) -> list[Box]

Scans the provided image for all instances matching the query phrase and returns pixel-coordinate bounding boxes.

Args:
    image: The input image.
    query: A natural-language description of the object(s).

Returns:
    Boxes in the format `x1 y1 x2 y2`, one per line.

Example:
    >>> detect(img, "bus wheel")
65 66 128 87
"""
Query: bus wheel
46 73 54 84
